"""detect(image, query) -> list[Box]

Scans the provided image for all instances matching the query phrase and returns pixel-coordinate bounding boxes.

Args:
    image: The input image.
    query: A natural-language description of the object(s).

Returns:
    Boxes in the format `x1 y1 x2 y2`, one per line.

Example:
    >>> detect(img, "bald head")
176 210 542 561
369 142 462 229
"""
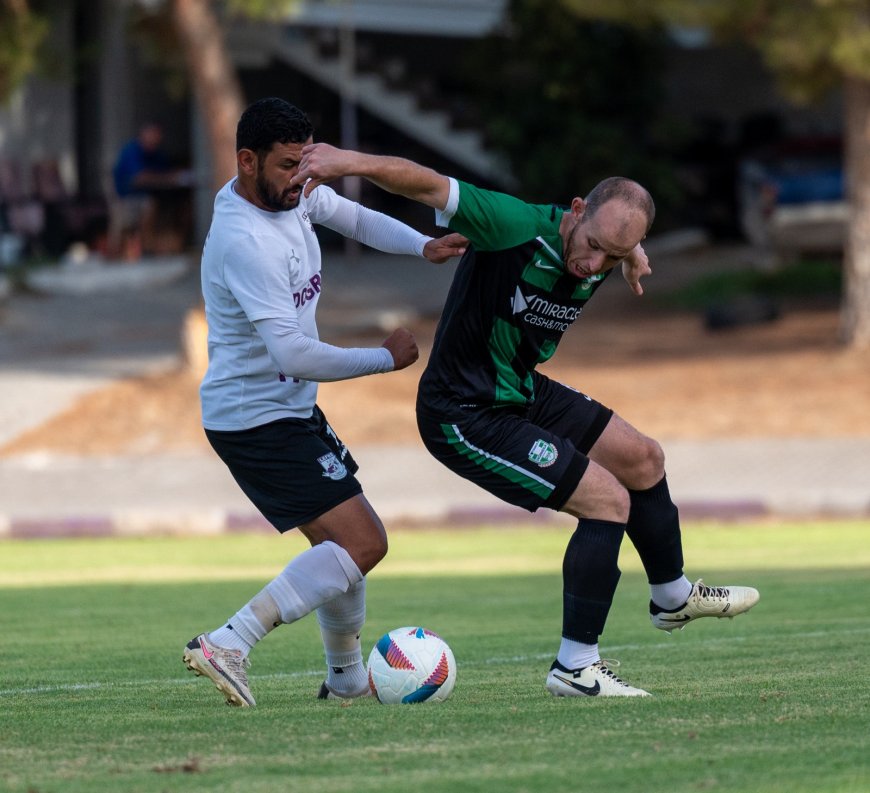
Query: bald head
584 177 655 235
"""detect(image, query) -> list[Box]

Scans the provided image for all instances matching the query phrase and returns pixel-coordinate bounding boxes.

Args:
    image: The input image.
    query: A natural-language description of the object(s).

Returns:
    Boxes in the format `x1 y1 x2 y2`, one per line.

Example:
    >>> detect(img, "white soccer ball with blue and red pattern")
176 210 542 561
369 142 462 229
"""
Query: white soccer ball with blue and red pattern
367 626 456 704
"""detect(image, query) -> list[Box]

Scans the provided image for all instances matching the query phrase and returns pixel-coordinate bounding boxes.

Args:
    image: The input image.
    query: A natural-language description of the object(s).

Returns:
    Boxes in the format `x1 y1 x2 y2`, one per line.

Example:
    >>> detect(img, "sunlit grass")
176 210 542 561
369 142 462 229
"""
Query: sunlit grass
2 523 869 793
1 520 868 588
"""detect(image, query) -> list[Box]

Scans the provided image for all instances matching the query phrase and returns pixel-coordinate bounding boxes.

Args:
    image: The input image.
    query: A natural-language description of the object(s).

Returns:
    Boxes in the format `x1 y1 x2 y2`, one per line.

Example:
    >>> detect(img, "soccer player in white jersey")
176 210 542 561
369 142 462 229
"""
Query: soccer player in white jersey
182 97 466 707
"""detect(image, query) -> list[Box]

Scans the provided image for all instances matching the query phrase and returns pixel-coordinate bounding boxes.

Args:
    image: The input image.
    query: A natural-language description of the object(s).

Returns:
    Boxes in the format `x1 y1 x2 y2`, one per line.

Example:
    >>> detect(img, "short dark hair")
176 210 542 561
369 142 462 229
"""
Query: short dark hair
236 97 314 156
585 177 655 233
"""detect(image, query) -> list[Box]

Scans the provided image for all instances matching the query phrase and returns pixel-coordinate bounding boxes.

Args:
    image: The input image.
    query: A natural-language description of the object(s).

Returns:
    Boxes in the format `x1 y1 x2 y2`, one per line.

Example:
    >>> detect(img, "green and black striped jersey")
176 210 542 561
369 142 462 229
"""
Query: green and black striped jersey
417 179 611 416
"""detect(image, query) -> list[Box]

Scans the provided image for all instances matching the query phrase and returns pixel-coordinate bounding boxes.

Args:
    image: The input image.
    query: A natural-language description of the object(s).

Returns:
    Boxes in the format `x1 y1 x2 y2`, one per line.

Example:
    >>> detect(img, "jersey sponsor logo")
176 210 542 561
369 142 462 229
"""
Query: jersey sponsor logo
511 286 530 313
511 286 581 332
318 452 348 480
293 272 322 308
528 439 558 467
301 210 314 232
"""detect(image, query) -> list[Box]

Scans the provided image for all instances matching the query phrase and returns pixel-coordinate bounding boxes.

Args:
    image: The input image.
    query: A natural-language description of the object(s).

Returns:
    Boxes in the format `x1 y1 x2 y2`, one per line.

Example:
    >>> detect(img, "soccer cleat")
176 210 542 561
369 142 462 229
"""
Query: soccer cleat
546 659 651 698
183 633 256 707
650 579 760 633
316 680 372 701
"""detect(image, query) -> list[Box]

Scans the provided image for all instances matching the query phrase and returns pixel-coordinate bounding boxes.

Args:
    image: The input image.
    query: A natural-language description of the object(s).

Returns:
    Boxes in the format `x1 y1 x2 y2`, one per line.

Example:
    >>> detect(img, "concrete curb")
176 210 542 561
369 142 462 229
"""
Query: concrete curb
1 440 867 540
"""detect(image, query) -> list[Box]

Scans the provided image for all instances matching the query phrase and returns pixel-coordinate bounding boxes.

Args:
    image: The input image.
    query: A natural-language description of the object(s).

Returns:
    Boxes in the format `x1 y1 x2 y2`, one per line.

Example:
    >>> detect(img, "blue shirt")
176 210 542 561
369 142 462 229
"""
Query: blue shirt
112 139 170 197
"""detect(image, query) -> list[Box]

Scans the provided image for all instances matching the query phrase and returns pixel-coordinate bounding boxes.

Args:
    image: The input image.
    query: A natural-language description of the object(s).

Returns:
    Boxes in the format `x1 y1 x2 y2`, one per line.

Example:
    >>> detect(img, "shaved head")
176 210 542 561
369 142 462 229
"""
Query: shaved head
584 177 655 234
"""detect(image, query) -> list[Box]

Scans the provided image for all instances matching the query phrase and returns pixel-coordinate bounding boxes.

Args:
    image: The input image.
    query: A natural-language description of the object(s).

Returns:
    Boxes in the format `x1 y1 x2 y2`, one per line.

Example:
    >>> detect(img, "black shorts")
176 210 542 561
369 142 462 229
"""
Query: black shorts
205 406 362 532
417 373 612 513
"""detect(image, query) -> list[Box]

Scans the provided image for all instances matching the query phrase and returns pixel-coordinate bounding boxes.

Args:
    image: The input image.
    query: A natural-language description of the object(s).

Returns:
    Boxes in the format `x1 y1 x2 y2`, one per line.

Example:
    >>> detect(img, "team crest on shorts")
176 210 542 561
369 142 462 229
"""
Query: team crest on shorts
528 439 558 467
318 452 348 480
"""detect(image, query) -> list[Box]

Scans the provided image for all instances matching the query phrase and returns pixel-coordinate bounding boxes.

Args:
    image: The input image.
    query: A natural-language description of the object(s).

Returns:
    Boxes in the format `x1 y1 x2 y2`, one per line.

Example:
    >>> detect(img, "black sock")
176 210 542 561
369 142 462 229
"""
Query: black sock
625 475 684 585
562 518 625 644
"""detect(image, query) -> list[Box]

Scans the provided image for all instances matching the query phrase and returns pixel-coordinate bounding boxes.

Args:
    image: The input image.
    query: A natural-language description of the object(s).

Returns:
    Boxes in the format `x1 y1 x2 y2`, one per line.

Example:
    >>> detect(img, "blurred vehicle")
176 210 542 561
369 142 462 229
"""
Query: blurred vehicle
738 136 847 264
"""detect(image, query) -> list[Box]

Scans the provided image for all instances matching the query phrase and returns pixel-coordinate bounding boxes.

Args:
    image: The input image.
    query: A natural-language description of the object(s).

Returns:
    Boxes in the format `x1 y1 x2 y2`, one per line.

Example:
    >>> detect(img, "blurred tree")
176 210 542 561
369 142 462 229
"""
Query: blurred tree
165 0 244 191
150 0 300 192
562 0 870 347
0 0 48 102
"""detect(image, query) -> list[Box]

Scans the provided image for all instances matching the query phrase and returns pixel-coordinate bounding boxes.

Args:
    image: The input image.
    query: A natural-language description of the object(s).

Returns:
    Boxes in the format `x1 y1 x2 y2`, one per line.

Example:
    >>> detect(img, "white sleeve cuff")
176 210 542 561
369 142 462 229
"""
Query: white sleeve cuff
434 177 460 228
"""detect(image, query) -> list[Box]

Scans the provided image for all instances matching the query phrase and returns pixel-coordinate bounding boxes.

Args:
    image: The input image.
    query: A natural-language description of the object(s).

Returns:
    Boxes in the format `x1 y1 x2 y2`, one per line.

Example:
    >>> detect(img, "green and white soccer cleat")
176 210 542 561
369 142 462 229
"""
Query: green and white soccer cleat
546 659 651 698
650 579 760 633
183 633 256 707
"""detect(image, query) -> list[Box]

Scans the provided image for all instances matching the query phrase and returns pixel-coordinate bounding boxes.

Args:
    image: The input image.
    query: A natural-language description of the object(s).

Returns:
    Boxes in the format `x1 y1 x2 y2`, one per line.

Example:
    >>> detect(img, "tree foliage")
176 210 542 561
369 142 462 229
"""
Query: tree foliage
564 0 870 102
462 0 680 210
566 0 870 346
0 0 48 103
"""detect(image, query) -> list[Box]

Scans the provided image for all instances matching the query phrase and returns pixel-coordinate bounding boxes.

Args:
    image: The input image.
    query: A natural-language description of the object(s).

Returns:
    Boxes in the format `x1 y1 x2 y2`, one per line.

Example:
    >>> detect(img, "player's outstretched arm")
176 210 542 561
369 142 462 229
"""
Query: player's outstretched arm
292 143 451 211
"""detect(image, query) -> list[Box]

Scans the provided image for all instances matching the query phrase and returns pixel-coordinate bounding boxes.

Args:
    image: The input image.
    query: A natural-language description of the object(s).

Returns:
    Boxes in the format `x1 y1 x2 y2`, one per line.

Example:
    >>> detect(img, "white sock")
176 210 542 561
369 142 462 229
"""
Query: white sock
557 638 600 670
209 590 282 657
650 575 693 610
317 578 368 695
266 541 363 624
208 541 362 658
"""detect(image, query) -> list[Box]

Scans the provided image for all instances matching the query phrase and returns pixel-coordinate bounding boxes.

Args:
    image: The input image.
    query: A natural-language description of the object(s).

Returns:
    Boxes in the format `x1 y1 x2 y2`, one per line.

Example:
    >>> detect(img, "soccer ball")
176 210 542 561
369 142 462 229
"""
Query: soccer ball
367 626 456 704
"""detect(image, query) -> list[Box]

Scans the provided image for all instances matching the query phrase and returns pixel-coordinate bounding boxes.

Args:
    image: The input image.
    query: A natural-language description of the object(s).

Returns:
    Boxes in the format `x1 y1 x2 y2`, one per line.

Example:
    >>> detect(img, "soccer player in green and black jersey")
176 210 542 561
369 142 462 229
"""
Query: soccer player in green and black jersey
291 145 760 698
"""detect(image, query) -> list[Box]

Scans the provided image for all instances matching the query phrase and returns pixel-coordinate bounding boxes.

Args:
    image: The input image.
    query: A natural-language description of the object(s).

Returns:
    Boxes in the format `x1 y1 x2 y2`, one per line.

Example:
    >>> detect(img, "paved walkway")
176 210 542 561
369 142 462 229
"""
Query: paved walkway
0 246 867 538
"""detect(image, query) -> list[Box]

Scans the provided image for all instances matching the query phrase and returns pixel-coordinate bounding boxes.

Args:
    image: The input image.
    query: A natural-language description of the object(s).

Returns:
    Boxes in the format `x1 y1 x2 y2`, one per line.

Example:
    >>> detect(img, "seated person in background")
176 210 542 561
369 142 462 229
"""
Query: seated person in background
111 122 191 258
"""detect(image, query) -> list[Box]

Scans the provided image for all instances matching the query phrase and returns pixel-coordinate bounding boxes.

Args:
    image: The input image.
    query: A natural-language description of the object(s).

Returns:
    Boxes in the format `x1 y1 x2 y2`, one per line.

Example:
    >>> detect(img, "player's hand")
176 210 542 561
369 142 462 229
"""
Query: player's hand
423 233 468 263
290 143 353 198
381 327 419 371
622 243 651 296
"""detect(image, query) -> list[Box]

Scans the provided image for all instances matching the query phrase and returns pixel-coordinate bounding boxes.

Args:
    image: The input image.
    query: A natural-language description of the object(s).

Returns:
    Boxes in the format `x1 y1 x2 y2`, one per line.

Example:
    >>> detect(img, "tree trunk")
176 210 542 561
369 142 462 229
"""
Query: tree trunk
841 75 870 348
169 0 244 193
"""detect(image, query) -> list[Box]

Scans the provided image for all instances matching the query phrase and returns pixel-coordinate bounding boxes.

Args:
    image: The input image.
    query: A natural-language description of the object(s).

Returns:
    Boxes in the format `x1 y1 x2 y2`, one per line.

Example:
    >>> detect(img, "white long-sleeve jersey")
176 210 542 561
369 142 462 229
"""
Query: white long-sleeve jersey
200 178 431 430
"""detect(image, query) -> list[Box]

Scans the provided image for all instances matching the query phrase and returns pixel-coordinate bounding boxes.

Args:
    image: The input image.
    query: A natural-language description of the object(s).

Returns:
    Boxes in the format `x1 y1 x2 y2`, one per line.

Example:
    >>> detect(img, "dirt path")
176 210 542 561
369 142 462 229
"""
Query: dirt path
3 298 867 458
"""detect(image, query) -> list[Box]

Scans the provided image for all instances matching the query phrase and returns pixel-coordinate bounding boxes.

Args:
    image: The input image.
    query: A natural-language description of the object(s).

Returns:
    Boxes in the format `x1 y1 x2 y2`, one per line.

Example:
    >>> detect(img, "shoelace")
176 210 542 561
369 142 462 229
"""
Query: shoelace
218 650 251 683
695 580 730 601
593 659 630 686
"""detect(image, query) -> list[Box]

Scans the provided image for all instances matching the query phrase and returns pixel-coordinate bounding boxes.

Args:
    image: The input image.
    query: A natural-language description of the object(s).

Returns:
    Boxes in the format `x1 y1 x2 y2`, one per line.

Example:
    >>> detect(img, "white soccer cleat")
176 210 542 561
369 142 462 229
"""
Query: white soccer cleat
650 579 760 633
183 633 256 707
546 659 651 698
316 680 372 701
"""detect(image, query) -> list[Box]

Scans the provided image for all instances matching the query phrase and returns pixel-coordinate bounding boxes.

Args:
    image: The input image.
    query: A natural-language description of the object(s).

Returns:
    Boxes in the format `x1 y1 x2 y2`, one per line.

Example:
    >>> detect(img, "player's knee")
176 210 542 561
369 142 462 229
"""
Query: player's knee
561 474 630 523
593 483 630 523
370 532 389 565
609 484 631 522
353 532 388 575
631 436 665 489
645 436 666 473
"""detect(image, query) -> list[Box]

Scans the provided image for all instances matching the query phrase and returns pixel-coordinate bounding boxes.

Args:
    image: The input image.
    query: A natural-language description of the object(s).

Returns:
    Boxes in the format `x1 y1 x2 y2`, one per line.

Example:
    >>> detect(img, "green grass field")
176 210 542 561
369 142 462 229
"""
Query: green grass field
2 521 869 793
